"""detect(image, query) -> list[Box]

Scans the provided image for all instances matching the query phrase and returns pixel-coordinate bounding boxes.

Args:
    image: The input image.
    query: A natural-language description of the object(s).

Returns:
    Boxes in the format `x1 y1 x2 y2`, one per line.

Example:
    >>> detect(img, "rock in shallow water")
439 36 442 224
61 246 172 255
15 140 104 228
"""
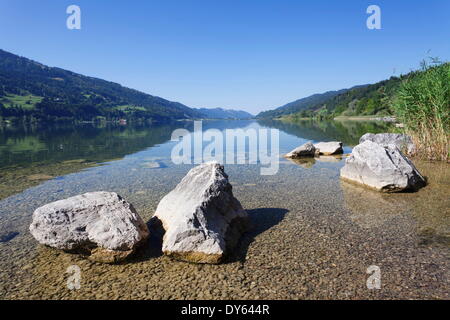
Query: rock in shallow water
359 133 416 155
285 142 316 158
151 162 249 264
314 141 343 155
29 192 149 263
340 140 426 192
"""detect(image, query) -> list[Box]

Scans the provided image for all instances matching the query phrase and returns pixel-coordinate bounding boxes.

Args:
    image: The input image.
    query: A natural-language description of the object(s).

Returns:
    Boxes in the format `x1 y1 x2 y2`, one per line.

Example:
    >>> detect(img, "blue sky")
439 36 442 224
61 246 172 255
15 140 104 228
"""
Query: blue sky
0 0 449 114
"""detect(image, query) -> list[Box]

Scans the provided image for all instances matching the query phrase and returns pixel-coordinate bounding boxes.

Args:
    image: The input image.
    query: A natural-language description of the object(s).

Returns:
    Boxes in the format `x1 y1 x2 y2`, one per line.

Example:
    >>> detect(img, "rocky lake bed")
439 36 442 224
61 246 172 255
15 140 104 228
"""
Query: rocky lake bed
0 120 448 299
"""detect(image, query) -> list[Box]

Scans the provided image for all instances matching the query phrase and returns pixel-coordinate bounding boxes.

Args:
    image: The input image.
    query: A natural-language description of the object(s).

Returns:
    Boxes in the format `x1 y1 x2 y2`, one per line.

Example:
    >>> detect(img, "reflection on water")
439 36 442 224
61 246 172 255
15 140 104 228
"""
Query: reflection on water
0 119 448 299
0 120 261 169
0 122 188 200
0 122 186 168
286 155 346 169
0 119 357 200
0 119 390 170
286 157 317 169
258 119 394 146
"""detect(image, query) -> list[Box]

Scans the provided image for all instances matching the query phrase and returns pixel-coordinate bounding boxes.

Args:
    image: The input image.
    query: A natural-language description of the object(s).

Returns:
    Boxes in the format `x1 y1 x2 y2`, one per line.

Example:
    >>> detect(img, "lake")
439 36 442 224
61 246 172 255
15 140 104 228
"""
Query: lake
0 119 448 299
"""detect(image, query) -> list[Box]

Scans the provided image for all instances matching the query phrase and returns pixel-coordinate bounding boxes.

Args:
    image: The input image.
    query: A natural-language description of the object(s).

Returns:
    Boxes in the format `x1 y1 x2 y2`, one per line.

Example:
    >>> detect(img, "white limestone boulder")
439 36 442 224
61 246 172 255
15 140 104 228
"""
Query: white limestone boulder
359 133 416 155
340 140 426 192
152 162 248 264
29 192 149 263
284 142 316 158
314 141 343 155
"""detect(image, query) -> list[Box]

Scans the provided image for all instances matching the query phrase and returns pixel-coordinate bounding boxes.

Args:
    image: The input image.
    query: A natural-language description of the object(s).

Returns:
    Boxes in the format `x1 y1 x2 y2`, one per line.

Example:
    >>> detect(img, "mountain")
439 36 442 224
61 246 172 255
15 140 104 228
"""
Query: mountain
195 107 253 119
304 78 403 118
0 49 203 122
256 88 353 118
256 76 408 119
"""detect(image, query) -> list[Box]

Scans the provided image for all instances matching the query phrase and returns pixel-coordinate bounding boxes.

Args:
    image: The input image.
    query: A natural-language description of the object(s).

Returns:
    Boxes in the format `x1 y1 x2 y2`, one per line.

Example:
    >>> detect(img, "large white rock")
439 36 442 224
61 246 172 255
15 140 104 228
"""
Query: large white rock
340 140 426 192
152 162 248 264
29 192 149 263
360 133 416 155
284 142 316 158
314 141 343 155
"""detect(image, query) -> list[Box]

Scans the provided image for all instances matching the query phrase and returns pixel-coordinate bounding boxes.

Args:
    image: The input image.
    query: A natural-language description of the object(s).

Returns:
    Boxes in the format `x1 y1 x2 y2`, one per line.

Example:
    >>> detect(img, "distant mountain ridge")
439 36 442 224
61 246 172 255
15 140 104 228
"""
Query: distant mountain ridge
195 107 253 119
0 49 203 122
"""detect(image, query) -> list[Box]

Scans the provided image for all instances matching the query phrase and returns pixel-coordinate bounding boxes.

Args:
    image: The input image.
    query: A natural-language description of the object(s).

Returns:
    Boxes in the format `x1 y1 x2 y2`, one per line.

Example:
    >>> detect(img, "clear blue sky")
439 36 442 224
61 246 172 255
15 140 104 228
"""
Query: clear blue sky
0 0 449 114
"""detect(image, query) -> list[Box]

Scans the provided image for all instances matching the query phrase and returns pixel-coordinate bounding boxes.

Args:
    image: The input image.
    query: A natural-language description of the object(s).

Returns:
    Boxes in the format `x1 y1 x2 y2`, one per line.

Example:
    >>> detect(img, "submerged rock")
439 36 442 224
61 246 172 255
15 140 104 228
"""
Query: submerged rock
314 141 343 155
152 162 249 264
360 133 416 155
340 140 426 192
29 192 149 263
284 142 316 158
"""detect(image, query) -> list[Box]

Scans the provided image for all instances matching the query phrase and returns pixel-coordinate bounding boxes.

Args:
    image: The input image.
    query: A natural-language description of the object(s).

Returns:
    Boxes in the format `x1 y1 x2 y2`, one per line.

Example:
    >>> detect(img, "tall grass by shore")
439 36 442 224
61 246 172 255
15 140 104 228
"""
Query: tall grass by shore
392 60 449 161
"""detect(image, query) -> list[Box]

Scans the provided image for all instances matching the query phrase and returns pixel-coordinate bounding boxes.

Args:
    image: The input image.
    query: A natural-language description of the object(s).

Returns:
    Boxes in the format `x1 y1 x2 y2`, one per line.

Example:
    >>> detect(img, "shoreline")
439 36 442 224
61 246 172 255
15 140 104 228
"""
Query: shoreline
333 116 396 122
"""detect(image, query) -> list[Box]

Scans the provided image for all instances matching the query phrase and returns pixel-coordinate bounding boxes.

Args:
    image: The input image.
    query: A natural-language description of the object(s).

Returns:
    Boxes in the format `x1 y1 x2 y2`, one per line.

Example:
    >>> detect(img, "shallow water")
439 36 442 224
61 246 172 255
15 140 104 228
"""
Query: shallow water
0 120 448 299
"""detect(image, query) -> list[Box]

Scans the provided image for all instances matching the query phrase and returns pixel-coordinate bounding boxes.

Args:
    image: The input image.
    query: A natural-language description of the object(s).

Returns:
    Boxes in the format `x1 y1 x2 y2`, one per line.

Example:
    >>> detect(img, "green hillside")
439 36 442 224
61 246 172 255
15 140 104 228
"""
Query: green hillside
310 76 404 118
257 75 411 120
256 88 352 118
0 49 202 122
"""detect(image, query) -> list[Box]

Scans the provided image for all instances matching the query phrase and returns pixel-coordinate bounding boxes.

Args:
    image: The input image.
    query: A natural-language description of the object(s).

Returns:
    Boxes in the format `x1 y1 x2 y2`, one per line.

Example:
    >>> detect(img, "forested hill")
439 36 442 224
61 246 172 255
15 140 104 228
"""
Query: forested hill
256 88 353 118
195 107 253 119
0 49 202 122
256 75 406 119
